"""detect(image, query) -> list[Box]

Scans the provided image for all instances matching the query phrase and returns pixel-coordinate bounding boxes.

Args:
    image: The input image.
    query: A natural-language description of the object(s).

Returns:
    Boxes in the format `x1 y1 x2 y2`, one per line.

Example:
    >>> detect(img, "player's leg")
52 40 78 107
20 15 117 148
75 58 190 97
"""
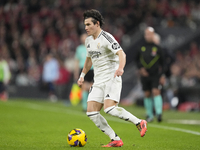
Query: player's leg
99 99 123 147
152 76 163 122
103 77 147 137
152 88 163 122
104 100 141 124
82 70 94 112
81 82 90 112
86 85 121 143
144 91 154 122
104 99 147 137
141 77 154 122
48 82 57 102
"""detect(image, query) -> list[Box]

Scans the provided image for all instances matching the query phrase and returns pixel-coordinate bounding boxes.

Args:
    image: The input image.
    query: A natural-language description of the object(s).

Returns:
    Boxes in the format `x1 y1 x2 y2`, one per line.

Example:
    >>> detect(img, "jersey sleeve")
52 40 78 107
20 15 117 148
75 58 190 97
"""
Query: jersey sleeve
104 32 122 54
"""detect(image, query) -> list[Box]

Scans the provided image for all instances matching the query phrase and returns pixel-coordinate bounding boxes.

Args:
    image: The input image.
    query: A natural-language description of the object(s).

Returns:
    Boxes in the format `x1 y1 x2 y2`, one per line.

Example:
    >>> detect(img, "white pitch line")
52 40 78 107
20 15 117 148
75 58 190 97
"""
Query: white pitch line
3 101 200 136
150 124 200 136
101 116 200 135
167 119 200 125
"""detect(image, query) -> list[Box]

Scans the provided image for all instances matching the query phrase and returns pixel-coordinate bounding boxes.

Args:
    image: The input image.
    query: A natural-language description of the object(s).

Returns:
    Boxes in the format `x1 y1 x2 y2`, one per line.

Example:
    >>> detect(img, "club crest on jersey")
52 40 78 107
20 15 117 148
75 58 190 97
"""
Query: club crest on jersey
112 43 121 50
97 43 100 49
151 47 157 56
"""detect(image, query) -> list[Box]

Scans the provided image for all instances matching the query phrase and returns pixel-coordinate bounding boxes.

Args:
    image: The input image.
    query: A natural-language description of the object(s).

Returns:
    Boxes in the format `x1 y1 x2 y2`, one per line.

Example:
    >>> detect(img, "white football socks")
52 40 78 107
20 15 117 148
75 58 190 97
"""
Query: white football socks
104 106 141 125
87 111 120 141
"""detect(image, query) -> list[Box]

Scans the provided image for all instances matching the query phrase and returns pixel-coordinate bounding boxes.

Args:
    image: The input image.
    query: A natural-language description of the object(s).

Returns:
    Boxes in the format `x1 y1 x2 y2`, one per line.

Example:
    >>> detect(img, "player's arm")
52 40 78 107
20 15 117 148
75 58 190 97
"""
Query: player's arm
82 57 92 75
114 50 126 77
77 57 92 86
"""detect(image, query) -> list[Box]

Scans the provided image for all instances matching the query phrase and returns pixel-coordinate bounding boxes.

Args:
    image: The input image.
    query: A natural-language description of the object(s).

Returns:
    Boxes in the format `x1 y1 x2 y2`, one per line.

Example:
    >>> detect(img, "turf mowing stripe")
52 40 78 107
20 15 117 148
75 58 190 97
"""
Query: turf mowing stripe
3 101 86 116
2 101 200 136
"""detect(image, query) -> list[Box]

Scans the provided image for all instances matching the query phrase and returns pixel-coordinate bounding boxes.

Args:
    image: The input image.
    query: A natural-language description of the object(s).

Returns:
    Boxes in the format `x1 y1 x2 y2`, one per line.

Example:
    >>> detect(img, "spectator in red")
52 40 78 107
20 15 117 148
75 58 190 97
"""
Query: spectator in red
55 58 71 100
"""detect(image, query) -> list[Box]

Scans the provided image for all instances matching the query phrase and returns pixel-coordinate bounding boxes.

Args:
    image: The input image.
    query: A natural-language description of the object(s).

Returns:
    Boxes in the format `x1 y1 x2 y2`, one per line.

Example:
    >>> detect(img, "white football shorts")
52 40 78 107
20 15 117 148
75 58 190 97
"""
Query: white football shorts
87 76 122 103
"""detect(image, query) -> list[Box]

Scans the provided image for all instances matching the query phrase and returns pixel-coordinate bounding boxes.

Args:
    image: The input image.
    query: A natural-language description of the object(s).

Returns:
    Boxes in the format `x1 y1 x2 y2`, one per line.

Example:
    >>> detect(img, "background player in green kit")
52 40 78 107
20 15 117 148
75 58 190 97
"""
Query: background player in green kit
74 33 94 112
0 54 11 101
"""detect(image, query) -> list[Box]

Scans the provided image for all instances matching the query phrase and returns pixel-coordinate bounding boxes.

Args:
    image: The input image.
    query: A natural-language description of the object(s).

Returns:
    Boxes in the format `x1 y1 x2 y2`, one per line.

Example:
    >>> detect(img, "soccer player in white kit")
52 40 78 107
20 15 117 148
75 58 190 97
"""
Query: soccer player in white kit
77 9 147 147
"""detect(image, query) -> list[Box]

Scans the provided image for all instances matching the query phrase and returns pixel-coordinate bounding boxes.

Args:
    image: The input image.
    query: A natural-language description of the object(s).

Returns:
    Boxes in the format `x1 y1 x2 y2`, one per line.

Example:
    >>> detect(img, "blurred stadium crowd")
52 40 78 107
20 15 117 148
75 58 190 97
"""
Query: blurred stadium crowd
0 0 200 102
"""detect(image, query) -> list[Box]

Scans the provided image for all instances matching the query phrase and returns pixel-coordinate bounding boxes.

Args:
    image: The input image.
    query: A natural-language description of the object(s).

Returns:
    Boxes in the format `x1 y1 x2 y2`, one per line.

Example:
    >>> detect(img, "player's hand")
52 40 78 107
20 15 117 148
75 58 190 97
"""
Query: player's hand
114 68 124 77
139 68 149 77
77 77 84 87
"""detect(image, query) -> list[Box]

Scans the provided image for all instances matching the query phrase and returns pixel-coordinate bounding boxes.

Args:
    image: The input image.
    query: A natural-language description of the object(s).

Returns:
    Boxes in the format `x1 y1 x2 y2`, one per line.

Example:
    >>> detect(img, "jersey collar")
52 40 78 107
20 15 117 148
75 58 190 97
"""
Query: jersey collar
97 30 103 39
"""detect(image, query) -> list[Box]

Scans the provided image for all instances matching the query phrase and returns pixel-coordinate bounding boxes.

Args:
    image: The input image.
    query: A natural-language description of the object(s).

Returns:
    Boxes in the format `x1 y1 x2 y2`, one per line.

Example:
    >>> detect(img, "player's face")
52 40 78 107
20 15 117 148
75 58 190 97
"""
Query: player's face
84 18 99 36
144 30 154 43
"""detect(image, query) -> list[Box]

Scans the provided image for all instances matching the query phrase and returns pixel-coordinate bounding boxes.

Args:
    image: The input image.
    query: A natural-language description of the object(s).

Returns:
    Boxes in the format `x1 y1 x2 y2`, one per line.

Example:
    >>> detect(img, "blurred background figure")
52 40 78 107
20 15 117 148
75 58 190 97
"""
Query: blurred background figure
55 57 71 101
135 27 165 122
0 52 11 101
74 33 94 111
42 53 59 102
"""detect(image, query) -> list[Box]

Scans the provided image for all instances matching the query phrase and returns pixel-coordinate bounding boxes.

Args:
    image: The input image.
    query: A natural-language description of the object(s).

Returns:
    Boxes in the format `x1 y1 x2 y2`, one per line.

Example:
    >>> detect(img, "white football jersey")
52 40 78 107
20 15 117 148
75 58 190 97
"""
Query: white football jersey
85 30 122 84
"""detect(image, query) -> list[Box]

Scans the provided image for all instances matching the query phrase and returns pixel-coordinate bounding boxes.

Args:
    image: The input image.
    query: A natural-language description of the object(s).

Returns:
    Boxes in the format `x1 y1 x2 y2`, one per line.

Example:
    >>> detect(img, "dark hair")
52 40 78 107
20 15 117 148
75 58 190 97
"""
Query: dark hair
83 9 104 27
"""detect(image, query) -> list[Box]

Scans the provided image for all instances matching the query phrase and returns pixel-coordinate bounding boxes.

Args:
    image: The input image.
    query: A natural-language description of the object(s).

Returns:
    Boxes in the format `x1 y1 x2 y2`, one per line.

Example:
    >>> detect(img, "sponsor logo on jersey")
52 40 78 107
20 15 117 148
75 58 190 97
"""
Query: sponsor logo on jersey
89 51 101 58
87 44 90 48
112 43 121 50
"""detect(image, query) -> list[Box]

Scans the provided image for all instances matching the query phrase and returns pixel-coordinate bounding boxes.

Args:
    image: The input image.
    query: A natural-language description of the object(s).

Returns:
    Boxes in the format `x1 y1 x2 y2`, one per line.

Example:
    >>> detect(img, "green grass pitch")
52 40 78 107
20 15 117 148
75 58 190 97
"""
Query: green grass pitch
0 98 200 150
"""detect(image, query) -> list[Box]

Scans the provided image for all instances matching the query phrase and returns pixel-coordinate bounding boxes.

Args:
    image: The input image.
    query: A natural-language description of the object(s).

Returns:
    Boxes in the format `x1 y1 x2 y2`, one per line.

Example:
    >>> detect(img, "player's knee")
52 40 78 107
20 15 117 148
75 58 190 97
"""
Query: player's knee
144 91 151 97
152 88 160 96
86 111 99 124
104 106 115 114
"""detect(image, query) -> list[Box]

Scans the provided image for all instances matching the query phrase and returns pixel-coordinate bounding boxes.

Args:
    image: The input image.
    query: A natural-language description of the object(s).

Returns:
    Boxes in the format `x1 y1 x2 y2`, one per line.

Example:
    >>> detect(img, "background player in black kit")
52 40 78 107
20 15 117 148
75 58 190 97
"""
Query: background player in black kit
135 27 165 122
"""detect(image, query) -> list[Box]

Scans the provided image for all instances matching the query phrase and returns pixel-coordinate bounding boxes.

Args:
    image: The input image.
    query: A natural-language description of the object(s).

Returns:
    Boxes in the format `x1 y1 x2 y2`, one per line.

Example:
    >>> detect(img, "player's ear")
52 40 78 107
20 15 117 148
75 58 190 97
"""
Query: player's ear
96 21 100 27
